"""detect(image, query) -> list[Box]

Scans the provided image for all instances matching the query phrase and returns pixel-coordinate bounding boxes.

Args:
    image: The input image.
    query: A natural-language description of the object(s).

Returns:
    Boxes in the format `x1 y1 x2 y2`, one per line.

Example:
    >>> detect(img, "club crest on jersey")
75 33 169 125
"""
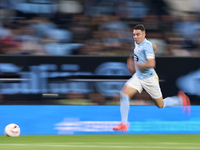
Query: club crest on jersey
134 54 139 61
136 46 141 52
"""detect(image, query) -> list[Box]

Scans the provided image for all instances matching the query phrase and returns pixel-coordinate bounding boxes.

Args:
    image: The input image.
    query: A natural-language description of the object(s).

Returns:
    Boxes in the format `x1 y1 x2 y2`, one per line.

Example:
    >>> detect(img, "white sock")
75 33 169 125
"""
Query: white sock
163 96 182 108
120 92 130 124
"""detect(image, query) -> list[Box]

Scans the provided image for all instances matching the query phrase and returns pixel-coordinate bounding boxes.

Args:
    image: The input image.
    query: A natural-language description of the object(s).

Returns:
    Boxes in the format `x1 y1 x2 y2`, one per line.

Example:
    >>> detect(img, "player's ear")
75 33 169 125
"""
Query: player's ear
142 31 146 37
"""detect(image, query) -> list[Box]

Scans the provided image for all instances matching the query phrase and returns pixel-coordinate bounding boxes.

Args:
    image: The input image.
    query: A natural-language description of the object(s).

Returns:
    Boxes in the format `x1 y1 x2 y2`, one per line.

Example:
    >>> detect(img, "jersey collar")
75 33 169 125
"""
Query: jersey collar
138 38 147 46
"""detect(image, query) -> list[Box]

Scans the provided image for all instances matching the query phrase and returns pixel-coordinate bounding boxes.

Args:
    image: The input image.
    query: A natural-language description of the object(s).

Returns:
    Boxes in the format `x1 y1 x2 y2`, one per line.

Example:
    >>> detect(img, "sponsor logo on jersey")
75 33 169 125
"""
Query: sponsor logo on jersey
134 54 138 61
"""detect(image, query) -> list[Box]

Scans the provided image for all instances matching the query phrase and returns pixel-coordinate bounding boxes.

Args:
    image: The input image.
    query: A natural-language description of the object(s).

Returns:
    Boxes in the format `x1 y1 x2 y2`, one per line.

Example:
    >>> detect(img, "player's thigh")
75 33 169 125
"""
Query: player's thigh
142 74 163 104
121 84 138 98
152 96 163 108
122 74 142 98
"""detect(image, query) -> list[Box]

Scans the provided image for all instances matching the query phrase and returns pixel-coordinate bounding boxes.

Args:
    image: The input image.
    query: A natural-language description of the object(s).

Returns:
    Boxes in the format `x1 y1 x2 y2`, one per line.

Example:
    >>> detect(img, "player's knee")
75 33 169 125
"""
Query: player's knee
153 97 164 108
120 91 130 100
120 91 127 97
157 103 164 108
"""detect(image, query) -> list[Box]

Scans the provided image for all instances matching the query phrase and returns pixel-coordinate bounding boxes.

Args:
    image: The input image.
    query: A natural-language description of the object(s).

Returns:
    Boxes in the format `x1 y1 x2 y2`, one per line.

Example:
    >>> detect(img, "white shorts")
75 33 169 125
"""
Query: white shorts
125 73 162 99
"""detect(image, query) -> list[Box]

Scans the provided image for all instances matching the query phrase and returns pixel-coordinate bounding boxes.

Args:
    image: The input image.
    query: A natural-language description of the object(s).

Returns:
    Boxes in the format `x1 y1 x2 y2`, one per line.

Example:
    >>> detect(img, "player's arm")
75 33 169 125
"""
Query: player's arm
136 43 156 70
152 43 157 53
136 58 155 70
127 55 135 74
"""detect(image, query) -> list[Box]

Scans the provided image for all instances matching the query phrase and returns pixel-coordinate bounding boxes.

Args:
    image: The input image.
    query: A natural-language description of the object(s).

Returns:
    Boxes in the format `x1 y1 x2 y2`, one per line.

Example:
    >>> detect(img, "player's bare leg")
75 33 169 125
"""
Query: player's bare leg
121 84 138 99
152 96 164 108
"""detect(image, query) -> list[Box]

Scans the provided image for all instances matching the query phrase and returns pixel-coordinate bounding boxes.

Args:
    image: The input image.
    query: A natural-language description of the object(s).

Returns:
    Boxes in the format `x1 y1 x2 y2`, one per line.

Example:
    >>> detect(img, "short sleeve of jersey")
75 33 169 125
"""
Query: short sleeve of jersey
145 43 155 59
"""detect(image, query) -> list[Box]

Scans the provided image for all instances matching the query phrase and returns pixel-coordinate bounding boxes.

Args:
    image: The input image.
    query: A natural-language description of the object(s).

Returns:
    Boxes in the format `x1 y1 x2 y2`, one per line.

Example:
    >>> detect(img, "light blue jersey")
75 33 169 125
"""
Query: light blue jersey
133 38 155 79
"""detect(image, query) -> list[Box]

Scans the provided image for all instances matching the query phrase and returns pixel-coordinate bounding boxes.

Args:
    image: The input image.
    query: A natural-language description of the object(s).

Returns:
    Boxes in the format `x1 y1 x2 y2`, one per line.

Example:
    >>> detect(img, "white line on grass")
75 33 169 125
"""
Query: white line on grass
20 142 200 146
60 142 200 145
0 143 200 149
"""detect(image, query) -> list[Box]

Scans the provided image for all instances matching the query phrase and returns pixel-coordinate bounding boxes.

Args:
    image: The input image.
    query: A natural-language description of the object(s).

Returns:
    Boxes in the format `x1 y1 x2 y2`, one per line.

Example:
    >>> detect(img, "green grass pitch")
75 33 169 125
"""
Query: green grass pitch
1 134 200 150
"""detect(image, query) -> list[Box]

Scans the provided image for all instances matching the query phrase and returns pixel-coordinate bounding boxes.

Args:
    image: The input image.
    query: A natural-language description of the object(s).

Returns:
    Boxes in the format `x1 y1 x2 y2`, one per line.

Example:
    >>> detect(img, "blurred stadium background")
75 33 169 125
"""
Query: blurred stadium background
0 0 200 56
0 0 200 141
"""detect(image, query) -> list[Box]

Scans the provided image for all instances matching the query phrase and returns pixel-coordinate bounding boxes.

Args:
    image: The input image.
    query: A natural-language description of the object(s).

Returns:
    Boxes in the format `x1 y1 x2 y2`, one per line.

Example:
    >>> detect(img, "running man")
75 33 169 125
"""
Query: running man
113 24 190 132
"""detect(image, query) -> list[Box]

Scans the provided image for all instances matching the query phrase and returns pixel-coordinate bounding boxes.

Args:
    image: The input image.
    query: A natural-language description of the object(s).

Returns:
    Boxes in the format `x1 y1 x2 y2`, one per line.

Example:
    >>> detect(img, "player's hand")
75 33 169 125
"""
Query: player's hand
136 59 155 70
153 43 157 52
136 62 145 70
127 56 135 74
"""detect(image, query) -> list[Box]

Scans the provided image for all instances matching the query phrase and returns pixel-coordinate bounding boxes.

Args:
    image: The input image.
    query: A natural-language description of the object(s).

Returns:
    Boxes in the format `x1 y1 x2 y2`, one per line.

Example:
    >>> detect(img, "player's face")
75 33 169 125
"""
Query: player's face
133 29 146 44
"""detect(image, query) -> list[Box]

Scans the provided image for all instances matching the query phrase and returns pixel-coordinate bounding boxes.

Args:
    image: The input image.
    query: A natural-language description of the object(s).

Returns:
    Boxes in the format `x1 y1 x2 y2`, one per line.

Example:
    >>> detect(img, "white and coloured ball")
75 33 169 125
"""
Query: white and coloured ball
4 123 20 137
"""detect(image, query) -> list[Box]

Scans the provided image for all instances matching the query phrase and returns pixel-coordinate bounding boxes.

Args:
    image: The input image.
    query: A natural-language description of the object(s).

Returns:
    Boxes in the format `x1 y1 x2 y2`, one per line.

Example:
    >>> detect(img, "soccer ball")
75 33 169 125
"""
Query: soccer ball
4 123 20 137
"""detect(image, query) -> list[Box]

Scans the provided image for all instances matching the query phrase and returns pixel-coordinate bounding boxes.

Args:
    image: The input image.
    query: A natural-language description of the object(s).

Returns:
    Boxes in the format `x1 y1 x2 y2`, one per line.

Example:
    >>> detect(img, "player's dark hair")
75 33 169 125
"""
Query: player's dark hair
133 24 145 32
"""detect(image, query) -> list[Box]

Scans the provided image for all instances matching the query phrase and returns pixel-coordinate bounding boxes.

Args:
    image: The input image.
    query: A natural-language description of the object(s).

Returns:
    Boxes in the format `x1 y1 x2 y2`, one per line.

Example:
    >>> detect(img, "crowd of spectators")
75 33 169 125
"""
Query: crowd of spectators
0 0 200 57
